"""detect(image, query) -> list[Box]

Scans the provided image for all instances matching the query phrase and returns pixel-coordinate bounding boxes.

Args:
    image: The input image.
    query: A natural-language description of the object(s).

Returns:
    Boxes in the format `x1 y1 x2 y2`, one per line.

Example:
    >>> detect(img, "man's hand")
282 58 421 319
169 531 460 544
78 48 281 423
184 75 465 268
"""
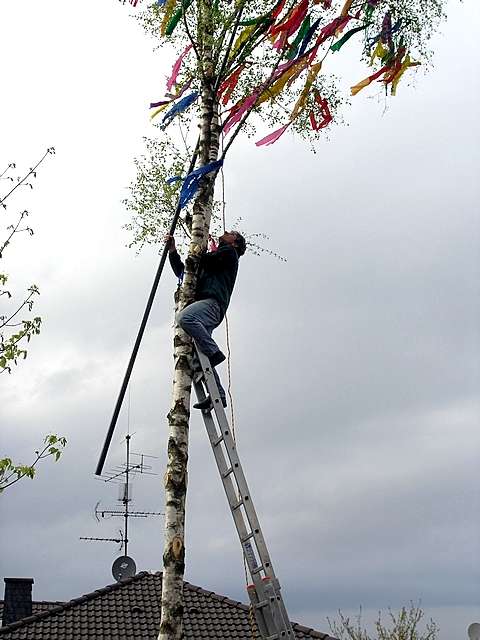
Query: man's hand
165 234 176 253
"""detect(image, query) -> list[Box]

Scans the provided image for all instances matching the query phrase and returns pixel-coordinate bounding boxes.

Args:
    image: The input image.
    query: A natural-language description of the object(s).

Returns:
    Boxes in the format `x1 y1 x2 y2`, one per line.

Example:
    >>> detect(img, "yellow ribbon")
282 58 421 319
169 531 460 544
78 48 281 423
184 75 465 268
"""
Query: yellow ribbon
369 40 388 66
391 55 420 95
290 62 322 119
351 76 374 96
256 60 306 106
161 0 177 36
150 103 170 120
340 0 353 17
230 25 256 58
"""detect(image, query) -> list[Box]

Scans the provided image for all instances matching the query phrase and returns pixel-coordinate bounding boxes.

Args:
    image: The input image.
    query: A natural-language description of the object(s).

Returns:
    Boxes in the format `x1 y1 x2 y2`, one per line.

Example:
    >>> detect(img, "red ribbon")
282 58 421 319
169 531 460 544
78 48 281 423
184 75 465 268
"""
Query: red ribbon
217 65 245 106
309 90 332 130
270 0 309 39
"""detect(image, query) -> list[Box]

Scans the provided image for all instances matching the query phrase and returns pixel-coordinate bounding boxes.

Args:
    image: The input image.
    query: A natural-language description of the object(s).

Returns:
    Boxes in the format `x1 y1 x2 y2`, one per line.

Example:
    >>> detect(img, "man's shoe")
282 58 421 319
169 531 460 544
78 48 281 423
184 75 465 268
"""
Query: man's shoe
193 395 227 411
209 351 226 367
193 396 213 411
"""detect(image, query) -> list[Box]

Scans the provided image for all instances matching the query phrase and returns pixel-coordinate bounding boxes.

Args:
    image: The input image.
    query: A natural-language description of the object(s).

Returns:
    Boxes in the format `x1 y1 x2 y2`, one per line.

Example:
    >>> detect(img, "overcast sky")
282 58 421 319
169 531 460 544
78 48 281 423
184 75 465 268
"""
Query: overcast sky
0 1 479 639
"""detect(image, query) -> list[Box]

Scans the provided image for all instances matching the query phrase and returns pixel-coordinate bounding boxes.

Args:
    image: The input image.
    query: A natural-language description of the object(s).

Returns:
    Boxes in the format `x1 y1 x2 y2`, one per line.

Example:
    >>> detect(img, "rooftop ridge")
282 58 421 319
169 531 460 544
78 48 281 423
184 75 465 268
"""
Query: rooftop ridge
183 580 250 613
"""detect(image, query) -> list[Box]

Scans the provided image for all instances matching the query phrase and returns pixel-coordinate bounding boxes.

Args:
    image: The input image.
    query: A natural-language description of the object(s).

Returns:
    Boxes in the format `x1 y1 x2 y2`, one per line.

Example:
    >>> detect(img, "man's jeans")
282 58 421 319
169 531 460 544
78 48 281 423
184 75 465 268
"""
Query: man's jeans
177 298 226 402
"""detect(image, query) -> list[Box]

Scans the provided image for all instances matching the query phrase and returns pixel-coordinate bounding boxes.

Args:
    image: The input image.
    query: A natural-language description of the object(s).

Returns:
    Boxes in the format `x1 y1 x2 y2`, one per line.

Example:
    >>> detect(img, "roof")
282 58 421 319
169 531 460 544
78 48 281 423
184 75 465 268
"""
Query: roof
0 602 65 620
0 572 335 640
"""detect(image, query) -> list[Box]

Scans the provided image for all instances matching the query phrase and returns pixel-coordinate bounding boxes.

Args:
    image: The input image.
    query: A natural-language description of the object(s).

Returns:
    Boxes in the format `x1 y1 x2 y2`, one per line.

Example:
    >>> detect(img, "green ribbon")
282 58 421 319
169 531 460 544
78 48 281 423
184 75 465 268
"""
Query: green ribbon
330 22 371 52
165 0 194 36
286 14 311 60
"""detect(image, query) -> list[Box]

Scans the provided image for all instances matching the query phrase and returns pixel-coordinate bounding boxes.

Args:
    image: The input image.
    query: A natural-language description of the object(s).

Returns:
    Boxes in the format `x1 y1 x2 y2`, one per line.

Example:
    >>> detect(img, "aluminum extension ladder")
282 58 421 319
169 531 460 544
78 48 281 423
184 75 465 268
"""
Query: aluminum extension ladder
193 347 296 640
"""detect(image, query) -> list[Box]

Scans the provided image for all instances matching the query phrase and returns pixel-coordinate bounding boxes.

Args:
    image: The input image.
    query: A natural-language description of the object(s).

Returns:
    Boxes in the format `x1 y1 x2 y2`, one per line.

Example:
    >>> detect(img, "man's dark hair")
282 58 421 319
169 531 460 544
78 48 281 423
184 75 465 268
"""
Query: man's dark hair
233 232 247 257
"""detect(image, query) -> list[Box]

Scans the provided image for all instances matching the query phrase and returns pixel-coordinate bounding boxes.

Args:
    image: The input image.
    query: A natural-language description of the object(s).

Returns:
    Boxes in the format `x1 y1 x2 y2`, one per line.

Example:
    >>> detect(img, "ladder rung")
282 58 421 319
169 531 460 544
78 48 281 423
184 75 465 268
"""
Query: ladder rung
241 532 254 543
251 565 265 575
254 598 269 609
212 435 224 447
222 467 234 479
231 499 243 510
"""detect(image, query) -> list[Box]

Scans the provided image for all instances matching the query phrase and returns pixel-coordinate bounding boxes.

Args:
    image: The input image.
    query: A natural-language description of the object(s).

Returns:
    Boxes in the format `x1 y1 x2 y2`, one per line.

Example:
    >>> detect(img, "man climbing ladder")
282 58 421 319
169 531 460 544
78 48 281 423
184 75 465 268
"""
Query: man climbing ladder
169 231 297 638
166 230 246 410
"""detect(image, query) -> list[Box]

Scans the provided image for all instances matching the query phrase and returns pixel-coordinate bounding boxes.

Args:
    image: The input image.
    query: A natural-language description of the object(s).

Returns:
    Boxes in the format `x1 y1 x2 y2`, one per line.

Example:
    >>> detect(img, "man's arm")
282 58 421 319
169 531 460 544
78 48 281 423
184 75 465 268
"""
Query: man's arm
166 235 185 278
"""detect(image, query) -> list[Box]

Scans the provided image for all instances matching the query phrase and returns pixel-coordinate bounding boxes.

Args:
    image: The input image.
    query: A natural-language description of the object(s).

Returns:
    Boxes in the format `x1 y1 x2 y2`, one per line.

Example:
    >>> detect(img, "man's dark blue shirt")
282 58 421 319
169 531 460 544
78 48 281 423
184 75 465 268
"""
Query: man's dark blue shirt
169 242 239 318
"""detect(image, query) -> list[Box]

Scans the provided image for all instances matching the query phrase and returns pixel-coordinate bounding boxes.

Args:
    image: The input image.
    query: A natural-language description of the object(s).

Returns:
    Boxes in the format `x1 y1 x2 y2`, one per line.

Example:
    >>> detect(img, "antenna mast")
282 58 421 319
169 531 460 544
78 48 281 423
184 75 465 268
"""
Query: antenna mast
81 434 163 580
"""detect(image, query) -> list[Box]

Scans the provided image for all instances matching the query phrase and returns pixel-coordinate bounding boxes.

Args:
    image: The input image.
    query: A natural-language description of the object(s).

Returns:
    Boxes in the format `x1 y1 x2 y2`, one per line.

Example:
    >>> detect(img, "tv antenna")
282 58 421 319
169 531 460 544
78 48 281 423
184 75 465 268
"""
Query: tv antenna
81 433 163 580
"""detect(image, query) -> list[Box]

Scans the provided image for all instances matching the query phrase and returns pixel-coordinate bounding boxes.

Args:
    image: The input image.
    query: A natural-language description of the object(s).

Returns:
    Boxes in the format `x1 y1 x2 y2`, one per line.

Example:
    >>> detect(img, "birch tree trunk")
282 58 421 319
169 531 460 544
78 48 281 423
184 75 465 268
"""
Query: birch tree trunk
159 2 220 638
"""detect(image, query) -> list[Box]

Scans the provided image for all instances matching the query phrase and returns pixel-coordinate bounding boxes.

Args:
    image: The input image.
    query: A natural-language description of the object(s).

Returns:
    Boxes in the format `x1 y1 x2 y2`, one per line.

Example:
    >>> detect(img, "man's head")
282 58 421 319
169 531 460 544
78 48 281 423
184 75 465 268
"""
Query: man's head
219 230 247 257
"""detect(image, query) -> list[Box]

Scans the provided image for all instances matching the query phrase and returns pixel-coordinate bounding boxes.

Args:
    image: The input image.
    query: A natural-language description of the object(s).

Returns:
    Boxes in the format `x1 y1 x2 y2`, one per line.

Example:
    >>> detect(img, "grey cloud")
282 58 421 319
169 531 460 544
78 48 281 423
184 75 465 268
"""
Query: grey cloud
1 4 479 640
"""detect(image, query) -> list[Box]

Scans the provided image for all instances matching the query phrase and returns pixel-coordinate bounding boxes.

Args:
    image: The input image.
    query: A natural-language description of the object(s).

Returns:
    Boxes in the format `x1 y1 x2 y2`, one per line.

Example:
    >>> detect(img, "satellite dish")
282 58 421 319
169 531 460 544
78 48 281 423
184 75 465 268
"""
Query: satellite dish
468 624 480 640
112 555 137 582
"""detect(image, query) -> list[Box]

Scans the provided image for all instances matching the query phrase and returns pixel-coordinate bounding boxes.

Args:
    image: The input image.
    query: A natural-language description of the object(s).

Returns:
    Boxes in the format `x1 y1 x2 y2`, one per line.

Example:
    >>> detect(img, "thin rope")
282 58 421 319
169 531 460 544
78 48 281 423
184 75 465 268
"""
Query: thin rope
220 130 237 442
220 129 257 640
225 315 237 441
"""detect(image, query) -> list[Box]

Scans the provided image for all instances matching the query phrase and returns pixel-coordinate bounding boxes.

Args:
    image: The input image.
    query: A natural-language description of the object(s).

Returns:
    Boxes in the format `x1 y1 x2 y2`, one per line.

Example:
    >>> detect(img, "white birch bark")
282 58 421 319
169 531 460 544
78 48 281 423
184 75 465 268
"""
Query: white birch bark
159 2 221 637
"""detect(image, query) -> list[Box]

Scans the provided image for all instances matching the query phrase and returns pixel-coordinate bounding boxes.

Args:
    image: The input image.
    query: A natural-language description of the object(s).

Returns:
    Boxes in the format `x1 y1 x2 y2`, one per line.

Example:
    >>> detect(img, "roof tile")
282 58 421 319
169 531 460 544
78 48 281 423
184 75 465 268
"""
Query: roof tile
0 573 335 640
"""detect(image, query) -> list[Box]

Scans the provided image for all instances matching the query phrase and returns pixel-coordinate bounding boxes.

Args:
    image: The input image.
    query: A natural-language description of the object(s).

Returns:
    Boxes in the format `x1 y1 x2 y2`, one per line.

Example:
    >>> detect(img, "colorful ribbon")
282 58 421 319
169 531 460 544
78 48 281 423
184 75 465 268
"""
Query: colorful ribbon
298 17 322 57
168 160 224 209
231 25 257 58
223 92 259 135
309 89 332 130
161 91 199 128
165 0 194 36
317 15 351 46
256 62 328 146
270 0 309 42
290 61 322 119
340 0 354 17
331 22 371 52
255 123 290 146
167 44 193 92
161 0 176 36
369 40 388 65
150 78 193 119
368 14 402 48
351 64 391 95
217 65 245 106
287 15 311 60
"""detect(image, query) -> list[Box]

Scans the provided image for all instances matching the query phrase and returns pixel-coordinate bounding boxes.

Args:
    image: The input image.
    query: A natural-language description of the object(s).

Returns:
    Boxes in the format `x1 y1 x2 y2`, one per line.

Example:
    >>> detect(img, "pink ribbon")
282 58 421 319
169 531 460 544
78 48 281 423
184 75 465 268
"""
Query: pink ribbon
223 92 260 135
255 123 290 146
166 44 193 92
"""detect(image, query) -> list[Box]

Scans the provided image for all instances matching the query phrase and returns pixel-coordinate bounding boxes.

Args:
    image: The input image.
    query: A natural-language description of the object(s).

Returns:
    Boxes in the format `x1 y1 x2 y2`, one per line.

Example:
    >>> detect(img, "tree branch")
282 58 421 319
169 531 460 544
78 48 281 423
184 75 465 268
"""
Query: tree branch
0 147 55 209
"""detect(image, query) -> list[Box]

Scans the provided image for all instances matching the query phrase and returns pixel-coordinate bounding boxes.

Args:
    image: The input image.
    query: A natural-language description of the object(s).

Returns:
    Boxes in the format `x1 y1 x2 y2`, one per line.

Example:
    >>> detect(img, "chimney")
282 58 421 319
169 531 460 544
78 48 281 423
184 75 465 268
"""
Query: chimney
2 578 34 626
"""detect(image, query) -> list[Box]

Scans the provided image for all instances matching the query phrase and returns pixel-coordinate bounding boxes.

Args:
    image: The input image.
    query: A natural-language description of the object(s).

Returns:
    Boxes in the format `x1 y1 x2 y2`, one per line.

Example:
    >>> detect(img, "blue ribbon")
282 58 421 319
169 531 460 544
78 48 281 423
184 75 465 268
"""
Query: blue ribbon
168 160 224 209
298 17 322 58
161 91 199 128
166 175 183 185
368 18 402 47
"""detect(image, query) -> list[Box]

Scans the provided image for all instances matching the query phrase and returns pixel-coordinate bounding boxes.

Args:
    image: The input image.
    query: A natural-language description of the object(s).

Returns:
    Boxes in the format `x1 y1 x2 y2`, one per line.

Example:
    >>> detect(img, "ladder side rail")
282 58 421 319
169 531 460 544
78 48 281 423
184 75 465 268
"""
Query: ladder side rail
193 379 270 592
193 379 281 638
247 584 271 639
262 579 296 638
194 348 296 639
249 583 293 640
208 402 276 577
196 352 277 577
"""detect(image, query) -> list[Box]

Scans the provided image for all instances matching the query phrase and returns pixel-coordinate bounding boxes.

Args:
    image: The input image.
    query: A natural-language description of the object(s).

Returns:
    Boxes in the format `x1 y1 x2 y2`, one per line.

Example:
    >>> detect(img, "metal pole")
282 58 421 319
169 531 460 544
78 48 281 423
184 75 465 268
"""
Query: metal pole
124 435 130 557
95 142 199 476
